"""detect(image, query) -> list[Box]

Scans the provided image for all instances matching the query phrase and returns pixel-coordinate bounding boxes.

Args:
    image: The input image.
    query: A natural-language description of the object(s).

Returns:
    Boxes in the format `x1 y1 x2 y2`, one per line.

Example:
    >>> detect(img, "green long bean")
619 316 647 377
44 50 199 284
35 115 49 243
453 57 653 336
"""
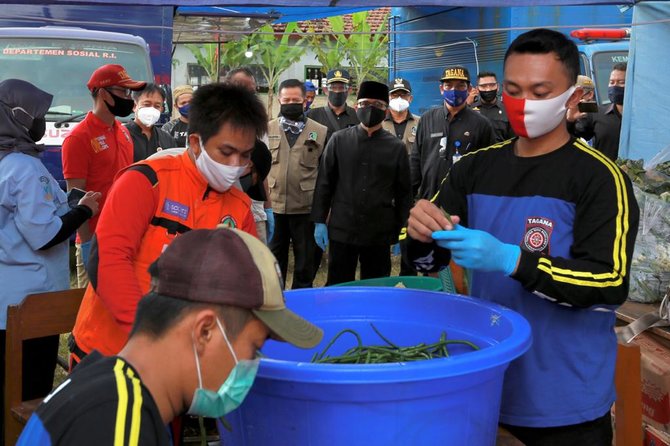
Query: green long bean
312 324 479 364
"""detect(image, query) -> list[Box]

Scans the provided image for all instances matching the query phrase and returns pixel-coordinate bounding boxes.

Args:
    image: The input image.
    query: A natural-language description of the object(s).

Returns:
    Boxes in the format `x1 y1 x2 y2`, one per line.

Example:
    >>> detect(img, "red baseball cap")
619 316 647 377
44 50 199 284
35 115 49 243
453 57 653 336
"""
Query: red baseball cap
87 64 147 92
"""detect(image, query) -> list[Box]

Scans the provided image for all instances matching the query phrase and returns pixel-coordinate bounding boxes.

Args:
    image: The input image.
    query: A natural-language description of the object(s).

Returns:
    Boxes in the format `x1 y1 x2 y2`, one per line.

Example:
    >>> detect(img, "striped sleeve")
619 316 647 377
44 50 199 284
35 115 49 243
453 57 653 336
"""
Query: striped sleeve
112 359 145 446
513 140 640 308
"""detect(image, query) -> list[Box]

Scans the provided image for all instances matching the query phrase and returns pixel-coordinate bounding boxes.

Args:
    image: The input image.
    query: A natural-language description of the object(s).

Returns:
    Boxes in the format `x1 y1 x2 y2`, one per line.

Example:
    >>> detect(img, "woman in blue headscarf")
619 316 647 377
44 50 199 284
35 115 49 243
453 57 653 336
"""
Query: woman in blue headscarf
0 79 100 436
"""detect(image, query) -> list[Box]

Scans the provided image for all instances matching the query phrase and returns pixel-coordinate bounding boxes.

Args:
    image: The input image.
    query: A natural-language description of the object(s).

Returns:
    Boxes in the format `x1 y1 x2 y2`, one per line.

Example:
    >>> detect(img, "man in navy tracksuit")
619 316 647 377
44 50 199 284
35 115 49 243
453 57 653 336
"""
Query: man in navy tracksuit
403 29 639 445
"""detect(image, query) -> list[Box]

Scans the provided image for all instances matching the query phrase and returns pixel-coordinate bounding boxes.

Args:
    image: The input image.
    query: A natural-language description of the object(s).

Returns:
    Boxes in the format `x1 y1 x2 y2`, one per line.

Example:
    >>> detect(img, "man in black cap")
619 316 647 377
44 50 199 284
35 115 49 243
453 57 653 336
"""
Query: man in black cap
311 81 412 285
382 78 421 277
471 72 514 142
382 78 420 156
411 65 496 199
307 68 360 142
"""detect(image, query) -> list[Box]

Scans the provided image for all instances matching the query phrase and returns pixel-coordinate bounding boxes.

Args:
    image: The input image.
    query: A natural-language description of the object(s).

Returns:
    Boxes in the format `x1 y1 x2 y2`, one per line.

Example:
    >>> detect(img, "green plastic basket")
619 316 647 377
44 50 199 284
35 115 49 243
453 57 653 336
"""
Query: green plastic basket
331 276 443 291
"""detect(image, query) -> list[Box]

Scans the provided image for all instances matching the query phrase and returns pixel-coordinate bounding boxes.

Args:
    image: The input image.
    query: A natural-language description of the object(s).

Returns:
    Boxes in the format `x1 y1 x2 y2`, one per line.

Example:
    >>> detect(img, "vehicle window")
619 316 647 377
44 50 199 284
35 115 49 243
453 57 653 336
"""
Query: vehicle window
0 37 151 119
592 51 628 105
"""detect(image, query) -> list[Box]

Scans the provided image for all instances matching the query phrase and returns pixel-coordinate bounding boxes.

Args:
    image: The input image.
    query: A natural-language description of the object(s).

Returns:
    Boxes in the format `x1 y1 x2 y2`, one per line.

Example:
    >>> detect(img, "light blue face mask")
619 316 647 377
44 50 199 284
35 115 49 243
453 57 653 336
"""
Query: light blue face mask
187 318 260 418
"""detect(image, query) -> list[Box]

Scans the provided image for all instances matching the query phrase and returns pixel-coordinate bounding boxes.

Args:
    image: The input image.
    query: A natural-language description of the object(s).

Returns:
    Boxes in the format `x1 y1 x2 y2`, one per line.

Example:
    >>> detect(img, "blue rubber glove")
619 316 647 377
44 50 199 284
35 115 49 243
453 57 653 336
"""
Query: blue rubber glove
314 223 329 251
432 225 521 276
80 240 92 267
265 208 275 243
391 243 401 256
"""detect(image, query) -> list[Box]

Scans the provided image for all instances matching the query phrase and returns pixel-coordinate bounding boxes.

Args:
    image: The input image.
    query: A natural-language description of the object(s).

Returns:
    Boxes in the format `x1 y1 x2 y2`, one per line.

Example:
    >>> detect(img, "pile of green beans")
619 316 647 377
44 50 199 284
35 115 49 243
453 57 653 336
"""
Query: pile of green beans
311 324 479 364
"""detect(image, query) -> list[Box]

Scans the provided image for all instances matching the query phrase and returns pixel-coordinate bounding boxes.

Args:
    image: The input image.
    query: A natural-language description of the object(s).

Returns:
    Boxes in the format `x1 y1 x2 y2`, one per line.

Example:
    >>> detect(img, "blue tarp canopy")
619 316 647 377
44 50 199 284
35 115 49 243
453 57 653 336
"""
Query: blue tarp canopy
620 1 670 162
5 0 638 5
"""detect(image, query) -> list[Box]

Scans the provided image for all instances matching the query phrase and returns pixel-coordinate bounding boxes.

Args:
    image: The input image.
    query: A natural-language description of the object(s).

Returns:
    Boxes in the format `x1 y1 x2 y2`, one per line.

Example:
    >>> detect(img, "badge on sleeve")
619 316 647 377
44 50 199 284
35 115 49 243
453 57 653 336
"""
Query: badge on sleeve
308 131 318 141
411 126 417 136
39 176 53 201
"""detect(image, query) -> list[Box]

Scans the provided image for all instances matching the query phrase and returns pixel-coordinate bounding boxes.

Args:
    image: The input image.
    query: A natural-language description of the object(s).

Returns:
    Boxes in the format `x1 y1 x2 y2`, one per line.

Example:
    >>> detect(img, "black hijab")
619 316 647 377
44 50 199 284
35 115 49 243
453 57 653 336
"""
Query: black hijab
0 79 53 161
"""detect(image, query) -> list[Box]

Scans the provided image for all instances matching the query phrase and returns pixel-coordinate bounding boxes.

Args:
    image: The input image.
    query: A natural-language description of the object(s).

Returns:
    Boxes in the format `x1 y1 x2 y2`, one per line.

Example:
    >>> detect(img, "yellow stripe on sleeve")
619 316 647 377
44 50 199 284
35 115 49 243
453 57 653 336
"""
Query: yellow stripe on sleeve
125 368 143 446
533 140 630 287
113 359 129 446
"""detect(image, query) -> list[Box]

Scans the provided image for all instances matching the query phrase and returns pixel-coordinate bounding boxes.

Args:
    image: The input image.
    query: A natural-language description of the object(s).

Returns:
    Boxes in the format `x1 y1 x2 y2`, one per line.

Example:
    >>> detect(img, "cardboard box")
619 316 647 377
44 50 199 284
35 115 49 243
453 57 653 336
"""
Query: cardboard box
645 424 670 446
634 334 670 434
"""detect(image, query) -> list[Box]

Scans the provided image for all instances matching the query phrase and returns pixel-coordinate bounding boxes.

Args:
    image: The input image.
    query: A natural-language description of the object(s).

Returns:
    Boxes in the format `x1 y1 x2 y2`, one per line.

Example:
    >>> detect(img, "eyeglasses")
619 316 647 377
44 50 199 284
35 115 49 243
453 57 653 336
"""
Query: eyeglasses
105 87 132 98
390 92 410 99
356 100 387 110
328 84 348 93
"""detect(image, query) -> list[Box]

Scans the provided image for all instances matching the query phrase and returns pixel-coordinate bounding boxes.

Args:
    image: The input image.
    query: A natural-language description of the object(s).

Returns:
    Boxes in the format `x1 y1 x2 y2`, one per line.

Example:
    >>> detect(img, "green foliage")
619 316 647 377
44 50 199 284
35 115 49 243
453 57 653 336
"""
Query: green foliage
300 10 390 86
340 10 390 85
248 22 307 117
184 38 252 81
302 16 345 74
219 37 254 74
184 44 218 80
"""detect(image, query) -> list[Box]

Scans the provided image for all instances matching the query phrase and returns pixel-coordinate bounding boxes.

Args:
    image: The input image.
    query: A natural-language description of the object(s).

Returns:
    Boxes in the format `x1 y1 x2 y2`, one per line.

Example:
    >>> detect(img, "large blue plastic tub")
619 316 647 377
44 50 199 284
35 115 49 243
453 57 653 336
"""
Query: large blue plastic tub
220 287 532 446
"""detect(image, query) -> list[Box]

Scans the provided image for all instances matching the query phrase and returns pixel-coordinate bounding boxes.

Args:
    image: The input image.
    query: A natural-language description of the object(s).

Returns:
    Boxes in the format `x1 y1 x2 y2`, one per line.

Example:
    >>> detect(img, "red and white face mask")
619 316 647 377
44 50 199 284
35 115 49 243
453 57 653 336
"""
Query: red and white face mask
502 86 576 139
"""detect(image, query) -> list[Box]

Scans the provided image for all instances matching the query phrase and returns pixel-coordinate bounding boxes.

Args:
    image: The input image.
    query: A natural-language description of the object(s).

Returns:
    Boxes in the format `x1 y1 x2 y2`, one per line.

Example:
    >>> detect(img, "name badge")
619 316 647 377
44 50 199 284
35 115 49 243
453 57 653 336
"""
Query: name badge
430 132 443 138
163 198 190 220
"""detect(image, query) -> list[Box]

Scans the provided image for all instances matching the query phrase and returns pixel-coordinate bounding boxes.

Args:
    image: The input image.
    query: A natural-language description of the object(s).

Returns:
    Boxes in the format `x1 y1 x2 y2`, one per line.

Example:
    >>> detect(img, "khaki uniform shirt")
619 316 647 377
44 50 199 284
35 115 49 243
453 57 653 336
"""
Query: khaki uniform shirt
267 118 328 214
382 113 420 155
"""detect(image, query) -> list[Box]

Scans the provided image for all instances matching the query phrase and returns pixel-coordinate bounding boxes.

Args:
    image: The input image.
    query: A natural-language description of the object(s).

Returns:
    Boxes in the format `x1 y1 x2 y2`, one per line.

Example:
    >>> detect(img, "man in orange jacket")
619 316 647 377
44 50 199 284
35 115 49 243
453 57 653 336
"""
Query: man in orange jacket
70 83 267 365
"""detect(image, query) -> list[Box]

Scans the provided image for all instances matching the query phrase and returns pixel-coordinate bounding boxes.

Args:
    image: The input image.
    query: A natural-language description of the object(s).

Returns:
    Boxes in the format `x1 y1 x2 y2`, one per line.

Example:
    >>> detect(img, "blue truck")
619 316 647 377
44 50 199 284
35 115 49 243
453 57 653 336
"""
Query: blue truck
390 5 632 113
0 4 173 187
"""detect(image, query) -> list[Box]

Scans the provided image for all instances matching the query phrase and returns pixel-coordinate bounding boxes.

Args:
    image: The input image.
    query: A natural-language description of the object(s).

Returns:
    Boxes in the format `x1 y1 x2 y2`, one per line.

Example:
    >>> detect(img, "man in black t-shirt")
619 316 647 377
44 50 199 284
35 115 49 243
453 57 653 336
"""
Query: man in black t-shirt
18 228 322 446
161 85 192 147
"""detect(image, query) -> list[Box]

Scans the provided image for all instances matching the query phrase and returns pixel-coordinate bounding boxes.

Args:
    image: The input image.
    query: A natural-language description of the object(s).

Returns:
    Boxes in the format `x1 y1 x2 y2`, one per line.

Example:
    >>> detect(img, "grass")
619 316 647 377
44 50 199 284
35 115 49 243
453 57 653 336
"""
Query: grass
284 246 402 288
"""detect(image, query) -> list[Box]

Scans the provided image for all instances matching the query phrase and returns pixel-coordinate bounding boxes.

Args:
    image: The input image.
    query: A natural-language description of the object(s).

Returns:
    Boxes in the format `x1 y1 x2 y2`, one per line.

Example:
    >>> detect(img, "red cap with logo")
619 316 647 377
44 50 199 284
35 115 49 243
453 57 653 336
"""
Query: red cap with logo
87 64 147 92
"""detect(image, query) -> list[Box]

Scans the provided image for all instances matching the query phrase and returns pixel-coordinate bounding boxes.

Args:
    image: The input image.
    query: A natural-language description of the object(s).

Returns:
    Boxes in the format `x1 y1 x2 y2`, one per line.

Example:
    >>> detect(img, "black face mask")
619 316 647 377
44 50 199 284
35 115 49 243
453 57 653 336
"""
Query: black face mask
608 86 625 106
479 89 498 103
104 91 135 117
280 103 304 121
356 106 386 128
328 91 347 108
29 117 46 142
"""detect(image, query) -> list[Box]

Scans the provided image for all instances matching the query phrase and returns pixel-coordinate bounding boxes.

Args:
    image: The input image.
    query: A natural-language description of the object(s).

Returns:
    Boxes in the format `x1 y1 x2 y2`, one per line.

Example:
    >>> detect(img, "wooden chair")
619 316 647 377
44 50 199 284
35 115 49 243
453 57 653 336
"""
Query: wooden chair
4 288 85 445
615 341 643 446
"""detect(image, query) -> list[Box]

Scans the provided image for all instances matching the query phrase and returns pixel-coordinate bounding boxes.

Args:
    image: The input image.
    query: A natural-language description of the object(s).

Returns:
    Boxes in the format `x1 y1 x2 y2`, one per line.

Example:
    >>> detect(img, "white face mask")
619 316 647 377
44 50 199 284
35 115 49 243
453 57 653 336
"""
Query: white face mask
195 137 248 193
389 97 410 113
136 106 161 127
502 86 576 139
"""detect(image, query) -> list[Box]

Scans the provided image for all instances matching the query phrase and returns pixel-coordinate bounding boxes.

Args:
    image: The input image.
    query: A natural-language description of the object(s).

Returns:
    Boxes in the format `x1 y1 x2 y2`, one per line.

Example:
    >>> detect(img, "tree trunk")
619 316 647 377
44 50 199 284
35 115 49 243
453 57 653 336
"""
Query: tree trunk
266 88 274 120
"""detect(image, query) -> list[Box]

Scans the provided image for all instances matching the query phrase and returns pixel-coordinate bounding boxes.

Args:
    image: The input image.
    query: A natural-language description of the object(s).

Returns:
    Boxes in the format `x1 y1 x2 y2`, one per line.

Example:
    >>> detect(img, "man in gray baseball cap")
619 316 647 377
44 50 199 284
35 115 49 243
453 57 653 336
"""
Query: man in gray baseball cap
19 227 323 445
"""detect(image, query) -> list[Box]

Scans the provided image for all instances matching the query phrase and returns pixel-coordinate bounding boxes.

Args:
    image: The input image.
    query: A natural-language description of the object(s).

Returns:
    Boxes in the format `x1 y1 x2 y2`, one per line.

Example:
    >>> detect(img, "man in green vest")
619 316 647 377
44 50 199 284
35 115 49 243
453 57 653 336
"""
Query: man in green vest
267 79 328 288
382 78 420 156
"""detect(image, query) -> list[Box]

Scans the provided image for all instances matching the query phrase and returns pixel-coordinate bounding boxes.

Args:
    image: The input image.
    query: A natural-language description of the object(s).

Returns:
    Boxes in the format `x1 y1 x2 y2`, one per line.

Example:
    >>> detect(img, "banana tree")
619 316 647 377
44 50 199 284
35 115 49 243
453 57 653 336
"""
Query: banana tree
185 38 253 82
341 10 390 85
184 43 219 81
250 22 307 117
302 17 346 75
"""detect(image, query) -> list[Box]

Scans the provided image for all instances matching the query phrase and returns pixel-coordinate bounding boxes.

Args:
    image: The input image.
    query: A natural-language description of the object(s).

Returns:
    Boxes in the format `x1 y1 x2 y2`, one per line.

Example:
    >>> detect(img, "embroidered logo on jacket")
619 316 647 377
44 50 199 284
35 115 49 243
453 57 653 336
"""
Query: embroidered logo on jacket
523 217 554 255
91 135 109 153
162 199 190 220
220 215 237 228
